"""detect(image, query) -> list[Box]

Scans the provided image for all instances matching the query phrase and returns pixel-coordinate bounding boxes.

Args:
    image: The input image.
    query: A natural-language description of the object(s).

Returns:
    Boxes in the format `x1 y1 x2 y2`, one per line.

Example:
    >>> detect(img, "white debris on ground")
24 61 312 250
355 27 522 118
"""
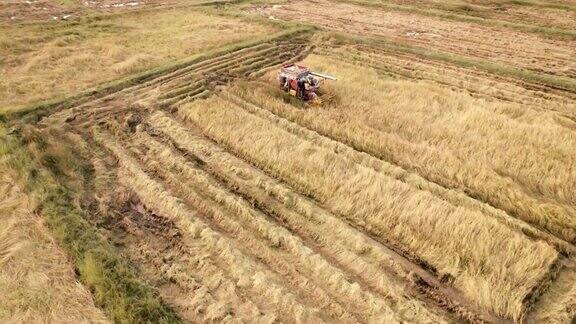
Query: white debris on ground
268 15 277 20
62 14 72 19
405 30 442 38
272 5 282 9
101 2 141 8
10 16 16 19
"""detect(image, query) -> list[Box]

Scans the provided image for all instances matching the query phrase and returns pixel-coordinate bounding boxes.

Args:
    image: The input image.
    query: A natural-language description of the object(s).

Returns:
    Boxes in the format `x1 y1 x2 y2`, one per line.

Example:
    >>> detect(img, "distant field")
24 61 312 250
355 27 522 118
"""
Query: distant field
1 0 575 323
0 6 278 112
338 0 576 31
253 0 576 79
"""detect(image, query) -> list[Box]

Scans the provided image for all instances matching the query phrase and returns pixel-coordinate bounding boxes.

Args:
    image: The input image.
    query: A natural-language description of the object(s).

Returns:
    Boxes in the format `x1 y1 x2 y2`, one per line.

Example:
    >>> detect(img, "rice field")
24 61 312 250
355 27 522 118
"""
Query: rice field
1 0 576 323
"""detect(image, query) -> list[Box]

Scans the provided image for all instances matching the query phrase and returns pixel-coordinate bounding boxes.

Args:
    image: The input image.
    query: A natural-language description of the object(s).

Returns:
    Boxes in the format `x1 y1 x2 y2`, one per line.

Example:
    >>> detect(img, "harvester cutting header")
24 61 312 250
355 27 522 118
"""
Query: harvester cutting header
278 64 336 103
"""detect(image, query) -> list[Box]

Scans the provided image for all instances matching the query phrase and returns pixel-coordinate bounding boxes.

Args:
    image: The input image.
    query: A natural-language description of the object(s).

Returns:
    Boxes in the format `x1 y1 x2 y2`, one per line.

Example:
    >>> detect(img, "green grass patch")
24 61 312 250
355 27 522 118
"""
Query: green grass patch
0 123 181 323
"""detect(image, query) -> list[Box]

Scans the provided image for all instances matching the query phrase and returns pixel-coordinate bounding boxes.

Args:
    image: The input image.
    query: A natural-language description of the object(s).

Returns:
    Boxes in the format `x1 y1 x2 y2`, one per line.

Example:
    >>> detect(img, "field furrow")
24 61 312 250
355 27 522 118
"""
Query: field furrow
132 135 367 323
114 211 272 323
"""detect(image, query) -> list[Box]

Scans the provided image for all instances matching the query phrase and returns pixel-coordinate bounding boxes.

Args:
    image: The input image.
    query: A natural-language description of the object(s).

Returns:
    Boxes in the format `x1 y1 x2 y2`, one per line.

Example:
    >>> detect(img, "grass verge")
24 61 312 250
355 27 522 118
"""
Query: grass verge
0 123 181 323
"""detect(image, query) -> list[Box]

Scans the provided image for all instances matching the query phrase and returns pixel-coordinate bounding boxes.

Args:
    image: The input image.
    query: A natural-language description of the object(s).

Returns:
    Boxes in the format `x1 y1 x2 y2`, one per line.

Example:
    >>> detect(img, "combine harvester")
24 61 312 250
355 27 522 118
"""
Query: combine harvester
278 63 336 104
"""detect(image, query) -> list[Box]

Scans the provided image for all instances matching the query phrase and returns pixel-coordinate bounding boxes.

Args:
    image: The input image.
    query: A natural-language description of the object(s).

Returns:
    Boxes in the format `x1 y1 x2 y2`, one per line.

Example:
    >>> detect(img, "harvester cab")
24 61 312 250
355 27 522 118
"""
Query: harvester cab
278 64 336 104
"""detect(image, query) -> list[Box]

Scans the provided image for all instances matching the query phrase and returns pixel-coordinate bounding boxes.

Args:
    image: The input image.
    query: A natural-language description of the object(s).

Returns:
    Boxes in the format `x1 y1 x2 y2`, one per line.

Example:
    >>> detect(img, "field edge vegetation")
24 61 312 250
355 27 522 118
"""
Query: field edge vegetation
0 122 180 323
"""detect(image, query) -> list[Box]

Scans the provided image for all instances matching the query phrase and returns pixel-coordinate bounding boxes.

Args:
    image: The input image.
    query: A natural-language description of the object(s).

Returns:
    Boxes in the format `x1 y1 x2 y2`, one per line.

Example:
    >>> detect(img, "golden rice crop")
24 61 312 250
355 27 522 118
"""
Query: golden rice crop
228 54 576 245
220 90 575 255
135 127 443 322
175 94 558 320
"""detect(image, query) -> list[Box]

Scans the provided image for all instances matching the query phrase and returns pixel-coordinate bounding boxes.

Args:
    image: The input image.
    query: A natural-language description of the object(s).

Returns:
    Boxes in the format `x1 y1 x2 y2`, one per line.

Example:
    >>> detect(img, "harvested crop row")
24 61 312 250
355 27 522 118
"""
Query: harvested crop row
89 150 272 323
146 111 501 322
128 31 310 93
175 95 559 320
220 91 576 255
145 41 310 107
135 126 447 323
33 29 312 128
135 157 359 323
133 134 394 323
115 208 271 323
131 44 275 94
151 41 308 93
134 39 310 103
229 58 576 246
94 129 368 323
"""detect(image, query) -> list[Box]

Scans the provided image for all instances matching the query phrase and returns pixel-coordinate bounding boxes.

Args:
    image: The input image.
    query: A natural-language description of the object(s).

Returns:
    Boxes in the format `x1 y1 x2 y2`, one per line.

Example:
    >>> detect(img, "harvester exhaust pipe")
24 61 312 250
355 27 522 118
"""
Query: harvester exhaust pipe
310 71 337 80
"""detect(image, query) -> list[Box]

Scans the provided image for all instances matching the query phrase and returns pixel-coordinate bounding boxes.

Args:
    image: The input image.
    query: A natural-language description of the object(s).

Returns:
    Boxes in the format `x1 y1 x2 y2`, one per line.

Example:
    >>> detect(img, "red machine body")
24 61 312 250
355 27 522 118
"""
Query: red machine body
277 64 334 102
